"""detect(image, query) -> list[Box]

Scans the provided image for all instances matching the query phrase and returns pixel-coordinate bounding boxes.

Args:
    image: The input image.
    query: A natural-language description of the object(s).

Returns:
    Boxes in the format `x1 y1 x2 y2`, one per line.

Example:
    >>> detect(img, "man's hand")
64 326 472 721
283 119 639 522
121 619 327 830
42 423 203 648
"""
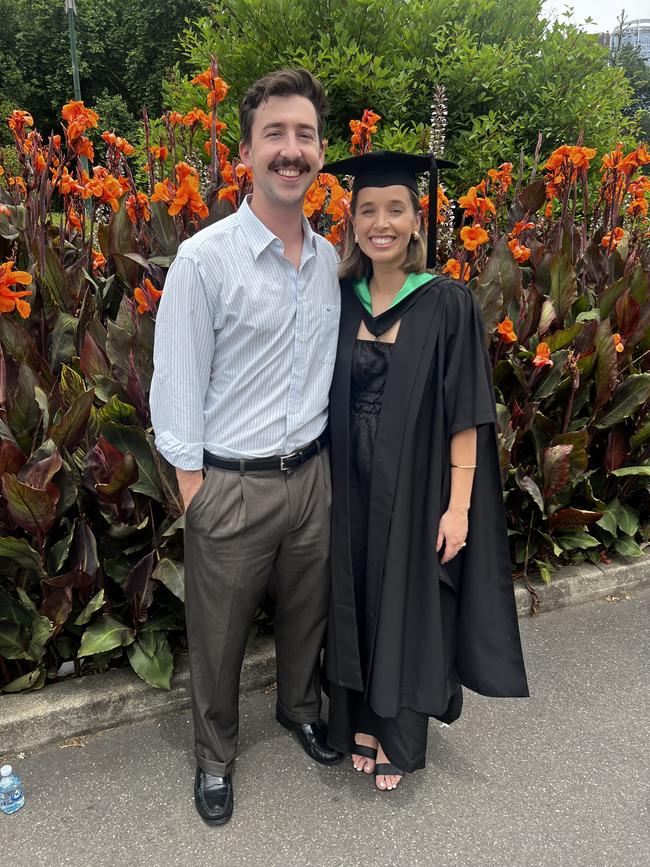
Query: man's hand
436 507 469 564
176 468 204 512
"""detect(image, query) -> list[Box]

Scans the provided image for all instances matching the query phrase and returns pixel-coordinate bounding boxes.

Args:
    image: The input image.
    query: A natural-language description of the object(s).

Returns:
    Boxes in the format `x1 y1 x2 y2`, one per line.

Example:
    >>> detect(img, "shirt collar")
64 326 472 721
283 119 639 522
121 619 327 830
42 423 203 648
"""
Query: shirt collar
239 195 319 261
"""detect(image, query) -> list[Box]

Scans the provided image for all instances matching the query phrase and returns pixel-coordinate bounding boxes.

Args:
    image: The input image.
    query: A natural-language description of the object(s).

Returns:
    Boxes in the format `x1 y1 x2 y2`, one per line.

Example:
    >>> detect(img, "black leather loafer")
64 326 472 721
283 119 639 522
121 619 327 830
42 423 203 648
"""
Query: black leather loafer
194 767 233 825
276 705 344 764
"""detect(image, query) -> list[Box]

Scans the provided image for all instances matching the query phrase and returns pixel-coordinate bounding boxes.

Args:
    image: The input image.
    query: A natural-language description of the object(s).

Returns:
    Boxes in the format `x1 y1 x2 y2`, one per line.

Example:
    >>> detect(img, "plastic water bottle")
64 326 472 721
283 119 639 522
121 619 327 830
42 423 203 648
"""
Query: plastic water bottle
0 765 24 814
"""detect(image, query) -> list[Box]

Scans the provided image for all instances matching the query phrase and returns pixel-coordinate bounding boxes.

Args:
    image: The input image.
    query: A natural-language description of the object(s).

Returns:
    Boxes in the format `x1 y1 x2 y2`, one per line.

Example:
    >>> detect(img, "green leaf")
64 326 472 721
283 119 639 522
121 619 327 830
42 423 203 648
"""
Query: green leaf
555 531 600 551
609 501 639 538
542 444 572 499
102 422 163 500
533 559 553 584
127 636 173 689
596 374 650 429
596 507 618 537
609 466 650 478
108 194 140 287
60 364 86 409
0 536 43 573
480 236 522 307
630 421 650 451
533 350 568 400
614 536 644 557
153 558 185 602
74 589 106 626
41 246 76 314
0 619 30 659
515 471 544 512
97 396 137 426
47 520 76 573
549 508 603 529
1 667 46 693
550 251 577 323
545 323 583 353
26 612 54 662
49 313 78 372
595 319 617 410
1 473 58 535
49 388 95 452
599 275 629 318
77 614 135 657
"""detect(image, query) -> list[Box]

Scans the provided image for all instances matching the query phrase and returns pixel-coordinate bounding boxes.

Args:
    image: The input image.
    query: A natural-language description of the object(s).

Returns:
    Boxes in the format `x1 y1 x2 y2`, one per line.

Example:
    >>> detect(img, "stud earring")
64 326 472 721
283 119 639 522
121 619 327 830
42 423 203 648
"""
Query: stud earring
412 231 420 241
354 234 359 243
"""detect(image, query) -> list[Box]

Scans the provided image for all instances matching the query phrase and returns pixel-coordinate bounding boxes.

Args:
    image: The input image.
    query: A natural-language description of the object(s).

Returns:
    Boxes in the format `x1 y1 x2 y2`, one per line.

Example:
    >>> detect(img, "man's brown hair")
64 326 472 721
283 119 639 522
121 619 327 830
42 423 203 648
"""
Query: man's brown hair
239 68 328 145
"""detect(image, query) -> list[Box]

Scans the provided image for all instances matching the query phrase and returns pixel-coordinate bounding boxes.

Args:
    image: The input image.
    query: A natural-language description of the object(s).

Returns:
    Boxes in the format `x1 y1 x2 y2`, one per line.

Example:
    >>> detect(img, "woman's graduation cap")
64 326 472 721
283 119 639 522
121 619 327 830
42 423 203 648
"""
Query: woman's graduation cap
323 150 458 269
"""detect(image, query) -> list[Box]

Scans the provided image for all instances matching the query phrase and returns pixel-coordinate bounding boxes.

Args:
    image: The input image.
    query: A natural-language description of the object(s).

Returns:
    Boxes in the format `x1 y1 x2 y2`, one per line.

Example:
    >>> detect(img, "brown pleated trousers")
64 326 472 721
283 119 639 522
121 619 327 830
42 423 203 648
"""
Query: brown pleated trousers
183 448 331 776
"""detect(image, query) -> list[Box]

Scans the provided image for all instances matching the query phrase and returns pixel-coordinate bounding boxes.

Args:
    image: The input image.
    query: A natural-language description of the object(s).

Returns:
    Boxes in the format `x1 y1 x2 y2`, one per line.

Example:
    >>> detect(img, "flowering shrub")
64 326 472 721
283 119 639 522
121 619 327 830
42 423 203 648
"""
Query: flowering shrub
0 73 648 692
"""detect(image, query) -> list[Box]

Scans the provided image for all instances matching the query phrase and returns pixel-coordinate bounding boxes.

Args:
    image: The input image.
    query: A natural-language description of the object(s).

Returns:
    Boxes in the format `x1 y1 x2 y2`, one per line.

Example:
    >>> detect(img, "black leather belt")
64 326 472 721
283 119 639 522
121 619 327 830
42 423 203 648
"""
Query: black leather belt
203 433 327 473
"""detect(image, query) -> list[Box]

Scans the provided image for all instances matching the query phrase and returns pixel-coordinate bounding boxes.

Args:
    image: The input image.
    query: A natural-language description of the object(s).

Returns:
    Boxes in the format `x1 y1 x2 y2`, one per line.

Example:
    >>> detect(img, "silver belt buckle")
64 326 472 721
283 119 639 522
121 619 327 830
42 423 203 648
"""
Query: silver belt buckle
279 450 297 471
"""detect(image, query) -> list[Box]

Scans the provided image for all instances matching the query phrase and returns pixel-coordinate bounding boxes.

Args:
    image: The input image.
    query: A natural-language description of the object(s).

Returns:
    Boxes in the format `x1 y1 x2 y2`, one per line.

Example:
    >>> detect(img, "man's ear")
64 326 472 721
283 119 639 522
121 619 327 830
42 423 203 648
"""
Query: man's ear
239 140 252 168
318 138 326 170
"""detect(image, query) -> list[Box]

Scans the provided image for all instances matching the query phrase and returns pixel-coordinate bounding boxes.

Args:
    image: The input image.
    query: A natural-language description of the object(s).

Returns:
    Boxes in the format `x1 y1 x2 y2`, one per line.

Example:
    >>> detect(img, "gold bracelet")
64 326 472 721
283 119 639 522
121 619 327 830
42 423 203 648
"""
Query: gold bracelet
451 464 476 469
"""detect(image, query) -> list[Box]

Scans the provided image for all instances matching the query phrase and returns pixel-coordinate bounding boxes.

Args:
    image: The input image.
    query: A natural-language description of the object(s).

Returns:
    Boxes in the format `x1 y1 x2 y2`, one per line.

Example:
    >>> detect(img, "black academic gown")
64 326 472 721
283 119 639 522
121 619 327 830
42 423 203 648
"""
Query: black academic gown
326 275 529 721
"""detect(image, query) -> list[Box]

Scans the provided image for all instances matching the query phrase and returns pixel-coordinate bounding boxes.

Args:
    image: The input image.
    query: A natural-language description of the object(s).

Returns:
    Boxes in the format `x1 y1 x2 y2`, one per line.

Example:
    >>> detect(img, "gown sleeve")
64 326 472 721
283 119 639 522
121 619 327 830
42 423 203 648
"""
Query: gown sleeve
442 282 497 436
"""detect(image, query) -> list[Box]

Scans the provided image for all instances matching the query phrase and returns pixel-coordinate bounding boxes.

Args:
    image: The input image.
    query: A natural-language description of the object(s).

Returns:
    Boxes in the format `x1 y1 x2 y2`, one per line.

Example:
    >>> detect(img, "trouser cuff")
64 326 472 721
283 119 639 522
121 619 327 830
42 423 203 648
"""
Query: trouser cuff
276 698 322 724
196 751 234 777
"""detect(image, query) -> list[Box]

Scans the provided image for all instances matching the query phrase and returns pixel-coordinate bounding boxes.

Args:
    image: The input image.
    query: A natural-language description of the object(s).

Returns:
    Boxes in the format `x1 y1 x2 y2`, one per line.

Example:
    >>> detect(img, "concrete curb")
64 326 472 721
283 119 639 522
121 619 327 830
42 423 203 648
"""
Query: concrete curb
2 553 648 758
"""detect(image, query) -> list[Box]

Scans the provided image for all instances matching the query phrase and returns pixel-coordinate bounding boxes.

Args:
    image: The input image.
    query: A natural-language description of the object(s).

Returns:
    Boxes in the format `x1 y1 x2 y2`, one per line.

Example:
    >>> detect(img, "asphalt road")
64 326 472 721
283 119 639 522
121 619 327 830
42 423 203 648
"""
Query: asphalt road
2 589 649 867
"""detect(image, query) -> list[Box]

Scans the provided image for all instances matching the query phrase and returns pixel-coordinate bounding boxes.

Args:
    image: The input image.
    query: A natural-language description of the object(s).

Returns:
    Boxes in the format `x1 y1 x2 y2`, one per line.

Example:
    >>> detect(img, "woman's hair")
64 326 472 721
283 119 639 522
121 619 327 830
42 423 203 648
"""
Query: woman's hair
338 188 427 280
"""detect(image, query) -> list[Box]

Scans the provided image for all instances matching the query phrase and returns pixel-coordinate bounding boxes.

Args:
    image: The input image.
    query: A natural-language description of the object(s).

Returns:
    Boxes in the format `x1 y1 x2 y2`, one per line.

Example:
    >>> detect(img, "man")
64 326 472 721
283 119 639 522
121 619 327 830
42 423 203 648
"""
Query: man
150 69 342 826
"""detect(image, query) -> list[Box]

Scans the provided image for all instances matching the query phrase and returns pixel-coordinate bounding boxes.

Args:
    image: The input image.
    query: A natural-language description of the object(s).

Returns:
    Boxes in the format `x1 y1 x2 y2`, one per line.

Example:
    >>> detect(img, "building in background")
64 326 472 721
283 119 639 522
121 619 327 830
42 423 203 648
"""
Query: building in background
610 19 650 64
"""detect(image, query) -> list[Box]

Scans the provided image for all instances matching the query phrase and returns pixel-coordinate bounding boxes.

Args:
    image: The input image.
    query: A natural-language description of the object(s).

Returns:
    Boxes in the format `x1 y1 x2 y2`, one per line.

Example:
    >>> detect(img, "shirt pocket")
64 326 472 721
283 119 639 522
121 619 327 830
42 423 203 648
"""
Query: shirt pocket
318 302 340 364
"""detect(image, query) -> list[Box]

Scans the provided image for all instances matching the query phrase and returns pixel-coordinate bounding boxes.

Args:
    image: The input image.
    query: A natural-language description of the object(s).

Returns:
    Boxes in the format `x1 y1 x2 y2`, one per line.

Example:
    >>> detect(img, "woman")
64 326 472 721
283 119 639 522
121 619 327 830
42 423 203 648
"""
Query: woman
323 151 528 792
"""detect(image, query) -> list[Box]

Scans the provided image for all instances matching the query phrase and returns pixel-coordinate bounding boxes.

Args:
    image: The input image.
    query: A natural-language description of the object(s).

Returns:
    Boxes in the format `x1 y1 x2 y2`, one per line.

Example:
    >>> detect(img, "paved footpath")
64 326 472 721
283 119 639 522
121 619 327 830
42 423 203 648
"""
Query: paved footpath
3 590 649 867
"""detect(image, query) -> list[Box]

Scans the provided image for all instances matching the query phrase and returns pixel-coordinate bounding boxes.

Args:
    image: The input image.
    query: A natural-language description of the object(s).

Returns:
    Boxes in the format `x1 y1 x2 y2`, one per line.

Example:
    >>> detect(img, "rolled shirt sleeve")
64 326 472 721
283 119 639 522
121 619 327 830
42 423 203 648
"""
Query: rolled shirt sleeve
150 254 215 470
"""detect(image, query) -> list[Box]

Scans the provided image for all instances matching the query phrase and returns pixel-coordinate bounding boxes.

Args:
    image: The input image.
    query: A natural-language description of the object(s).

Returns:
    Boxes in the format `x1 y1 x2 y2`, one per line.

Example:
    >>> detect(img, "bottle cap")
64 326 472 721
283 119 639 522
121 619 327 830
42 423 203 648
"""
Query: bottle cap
0 765 12 777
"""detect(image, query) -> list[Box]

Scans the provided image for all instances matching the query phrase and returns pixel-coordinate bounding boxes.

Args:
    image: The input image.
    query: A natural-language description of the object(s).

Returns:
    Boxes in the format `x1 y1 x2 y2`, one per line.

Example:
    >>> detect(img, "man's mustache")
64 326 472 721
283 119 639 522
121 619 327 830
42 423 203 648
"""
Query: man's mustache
268 158 310 172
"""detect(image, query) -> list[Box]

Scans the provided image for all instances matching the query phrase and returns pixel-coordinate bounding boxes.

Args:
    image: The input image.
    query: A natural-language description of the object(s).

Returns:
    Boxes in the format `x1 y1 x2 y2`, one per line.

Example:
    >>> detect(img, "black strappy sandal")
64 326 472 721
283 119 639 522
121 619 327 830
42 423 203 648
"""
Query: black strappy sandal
374 762 404 790
352 741 377 771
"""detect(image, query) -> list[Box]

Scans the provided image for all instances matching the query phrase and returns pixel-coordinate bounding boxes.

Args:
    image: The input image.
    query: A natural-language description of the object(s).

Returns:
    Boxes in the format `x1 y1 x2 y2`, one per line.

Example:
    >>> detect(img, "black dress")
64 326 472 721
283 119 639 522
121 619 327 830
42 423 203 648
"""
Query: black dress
326 276 528 772
327 338 461 772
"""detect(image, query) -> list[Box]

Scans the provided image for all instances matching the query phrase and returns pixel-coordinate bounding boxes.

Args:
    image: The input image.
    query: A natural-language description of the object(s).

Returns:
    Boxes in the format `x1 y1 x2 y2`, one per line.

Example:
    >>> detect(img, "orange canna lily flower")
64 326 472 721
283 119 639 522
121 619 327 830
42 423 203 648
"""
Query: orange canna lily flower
496 317 517 344
66 206 82 232
191 69 230 108
62 100 99 142
303 180 328 218
627 196 648 218
349 110 381 154
126 191 151 224
218 183 238 208
8 176 26 196
612 333 625 353
182 108 211 129
167 163 209 220
568 146 597 170
511 220 535 237
134 277 163 315
92 250 107 273
75 135 95 161
56 167 84 196
0 205 10 217
458 184 495 221
7 110 34 137
81 167 126 212
0 261 32 318
601 227 625 249
419 186 450 226
532 342 553 368
150 145 169 161
325 220 346 246
151 178 176 204
442 258 470 281
508 237 532 263
488 162 513 192
326 184 350 222
102 131 135 156
460 225 489 251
